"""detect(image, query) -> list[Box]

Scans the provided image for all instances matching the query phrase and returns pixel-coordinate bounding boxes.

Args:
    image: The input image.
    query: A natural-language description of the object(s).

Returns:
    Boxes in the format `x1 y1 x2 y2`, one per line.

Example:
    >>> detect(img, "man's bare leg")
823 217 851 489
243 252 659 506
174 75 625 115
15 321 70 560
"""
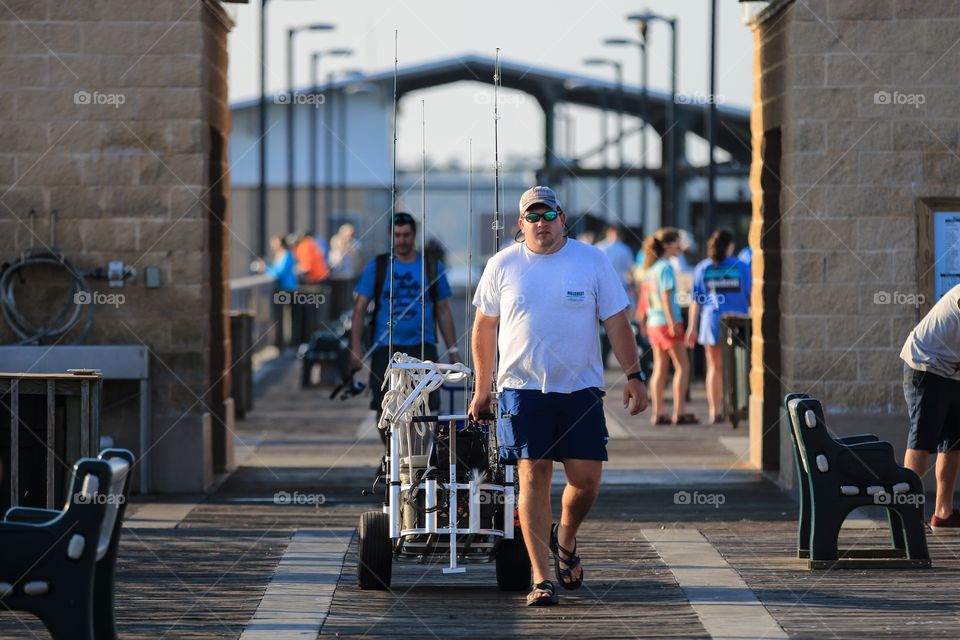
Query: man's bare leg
557 458 602 586
518 458 554 593
935 451 960 519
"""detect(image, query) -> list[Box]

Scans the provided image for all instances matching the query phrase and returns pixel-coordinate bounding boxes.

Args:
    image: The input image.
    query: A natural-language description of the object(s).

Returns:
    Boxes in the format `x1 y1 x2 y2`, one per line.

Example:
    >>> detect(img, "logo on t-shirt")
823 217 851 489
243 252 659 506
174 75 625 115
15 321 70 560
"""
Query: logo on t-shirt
565 289 586 302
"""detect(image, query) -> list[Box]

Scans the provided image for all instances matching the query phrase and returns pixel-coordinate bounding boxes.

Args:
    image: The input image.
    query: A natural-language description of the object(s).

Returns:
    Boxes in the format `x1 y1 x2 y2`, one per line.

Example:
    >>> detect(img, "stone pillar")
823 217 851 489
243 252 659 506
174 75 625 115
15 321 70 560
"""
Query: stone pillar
0 0 234 492
747 5 788 472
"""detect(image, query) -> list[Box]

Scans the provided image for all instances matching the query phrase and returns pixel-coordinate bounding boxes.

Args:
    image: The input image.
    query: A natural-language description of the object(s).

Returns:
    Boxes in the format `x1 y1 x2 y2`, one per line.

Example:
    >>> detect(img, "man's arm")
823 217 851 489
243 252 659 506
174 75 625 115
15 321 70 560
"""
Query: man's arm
350 294 369 371
468 309 498 419
603 309 649 416
434 299 461 362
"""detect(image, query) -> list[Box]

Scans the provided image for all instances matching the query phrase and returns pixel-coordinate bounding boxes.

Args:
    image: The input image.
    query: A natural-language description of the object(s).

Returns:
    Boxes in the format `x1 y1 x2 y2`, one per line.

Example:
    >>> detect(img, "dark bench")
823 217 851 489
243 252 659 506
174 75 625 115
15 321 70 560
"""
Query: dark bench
785 393 929 569
0 448 134 639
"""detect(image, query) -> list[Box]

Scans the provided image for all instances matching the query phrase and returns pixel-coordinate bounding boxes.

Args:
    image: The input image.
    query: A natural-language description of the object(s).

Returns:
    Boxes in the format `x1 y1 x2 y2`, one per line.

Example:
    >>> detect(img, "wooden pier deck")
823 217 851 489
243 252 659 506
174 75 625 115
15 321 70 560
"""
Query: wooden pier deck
0 359 956 639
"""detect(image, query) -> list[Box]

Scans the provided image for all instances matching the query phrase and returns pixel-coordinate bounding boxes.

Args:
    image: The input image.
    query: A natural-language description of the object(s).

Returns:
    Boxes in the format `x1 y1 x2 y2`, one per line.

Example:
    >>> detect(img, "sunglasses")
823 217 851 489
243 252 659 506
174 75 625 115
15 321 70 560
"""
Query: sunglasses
523 210 559 223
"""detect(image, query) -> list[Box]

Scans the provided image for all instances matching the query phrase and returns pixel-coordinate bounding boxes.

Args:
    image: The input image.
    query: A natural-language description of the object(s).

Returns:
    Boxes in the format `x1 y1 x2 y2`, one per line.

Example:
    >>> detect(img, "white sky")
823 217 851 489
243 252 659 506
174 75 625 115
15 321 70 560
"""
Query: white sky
225 0 755 168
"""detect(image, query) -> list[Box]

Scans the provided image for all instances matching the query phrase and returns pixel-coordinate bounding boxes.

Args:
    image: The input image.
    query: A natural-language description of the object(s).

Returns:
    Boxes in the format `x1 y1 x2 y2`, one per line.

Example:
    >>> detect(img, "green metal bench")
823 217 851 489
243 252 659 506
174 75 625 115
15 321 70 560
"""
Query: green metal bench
0 448 134 639
785 393 930 569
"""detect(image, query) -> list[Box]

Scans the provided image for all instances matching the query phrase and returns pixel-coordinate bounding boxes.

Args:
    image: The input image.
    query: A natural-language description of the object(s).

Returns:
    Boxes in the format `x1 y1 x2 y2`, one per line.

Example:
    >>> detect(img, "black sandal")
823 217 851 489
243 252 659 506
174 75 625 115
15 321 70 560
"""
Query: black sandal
526 580 558 606
550 523 583 591
674 413 700 425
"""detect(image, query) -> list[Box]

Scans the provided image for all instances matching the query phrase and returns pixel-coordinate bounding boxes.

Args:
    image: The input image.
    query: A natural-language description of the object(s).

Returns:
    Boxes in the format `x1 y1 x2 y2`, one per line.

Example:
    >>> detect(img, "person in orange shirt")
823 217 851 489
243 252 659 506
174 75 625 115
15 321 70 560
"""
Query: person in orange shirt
293 231 329 283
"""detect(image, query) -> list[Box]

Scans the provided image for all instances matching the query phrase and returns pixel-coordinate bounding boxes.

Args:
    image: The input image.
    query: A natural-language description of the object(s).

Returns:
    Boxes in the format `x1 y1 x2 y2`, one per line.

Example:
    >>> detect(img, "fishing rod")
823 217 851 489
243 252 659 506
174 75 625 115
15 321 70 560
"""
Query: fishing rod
420 99 426 361
490 49 503 400
493 49 503 256
464 138 473 413
388 31 398 357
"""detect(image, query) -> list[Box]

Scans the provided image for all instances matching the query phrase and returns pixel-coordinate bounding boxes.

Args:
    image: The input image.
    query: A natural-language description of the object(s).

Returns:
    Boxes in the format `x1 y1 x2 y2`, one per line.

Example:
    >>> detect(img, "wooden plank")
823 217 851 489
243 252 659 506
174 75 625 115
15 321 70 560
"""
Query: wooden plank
239 529 350 639
644 528 788 639
80 379 90 458
9 380 17 508
46 379 55 509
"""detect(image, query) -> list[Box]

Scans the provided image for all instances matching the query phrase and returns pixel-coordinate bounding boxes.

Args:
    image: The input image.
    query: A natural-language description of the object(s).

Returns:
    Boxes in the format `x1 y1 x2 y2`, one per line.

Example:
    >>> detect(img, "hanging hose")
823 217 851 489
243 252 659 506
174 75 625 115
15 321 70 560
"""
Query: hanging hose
0 251 93 344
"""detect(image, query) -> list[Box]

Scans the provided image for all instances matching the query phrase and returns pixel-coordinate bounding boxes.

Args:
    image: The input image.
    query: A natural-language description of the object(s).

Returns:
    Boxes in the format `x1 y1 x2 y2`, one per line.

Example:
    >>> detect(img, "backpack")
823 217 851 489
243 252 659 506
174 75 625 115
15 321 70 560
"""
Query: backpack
368 252 440 347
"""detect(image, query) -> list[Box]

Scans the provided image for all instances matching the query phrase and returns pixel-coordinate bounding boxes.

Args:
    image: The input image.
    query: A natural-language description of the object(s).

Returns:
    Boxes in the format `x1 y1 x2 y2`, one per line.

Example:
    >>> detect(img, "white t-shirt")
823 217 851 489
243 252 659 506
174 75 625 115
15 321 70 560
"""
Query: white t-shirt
473 238 629 393
901 284 960 380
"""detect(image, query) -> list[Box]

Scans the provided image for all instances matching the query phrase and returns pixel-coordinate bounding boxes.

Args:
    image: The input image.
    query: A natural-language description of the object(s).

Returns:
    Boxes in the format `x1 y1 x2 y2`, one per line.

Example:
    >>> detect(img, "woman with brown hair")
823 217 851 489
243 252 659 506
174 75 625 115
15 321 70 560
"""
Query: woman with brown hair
685 230 751 423
639 228 696 425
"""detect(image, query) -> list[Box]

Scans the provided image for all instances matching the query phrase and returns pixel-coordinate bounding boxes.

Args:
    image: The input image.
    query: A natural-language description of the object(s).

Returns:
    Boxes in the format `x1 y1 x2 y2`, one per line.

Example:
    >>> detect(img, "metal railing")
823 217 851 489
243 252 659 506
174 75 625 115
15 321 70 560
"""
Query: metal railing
230 274 281 353
0 371 102 509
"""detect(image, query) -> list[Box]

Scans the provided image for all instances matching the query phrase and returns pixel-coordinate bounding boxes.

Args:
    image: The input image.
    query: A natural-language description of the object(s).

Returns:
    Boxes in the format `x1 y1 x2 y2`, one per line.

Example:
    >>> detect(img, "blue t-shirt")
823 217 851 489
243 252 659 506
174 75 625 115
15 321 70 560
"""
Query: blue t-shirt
265 251 298 291
644 258 681 327
692 256 751 345
354 254 452 348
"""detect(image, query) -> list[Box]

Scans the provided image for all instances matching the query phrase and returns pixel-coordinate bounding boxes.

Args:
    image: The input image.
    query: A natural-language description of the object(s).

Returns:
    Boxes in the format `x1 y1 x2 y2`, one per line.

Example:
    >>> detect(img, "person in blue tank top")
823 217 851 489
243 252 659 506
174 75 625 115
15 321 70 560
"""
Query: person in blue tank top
685 230 751 424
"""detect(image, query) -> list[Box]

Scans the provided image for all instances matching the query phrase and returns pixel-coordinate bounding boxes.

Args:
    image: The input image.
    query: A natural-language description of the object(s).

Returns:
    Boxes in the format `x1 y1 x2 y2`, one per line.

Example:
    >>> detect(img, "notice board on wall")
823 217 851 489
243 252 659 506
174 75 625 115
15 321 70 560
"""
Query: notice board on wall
933 211 960 302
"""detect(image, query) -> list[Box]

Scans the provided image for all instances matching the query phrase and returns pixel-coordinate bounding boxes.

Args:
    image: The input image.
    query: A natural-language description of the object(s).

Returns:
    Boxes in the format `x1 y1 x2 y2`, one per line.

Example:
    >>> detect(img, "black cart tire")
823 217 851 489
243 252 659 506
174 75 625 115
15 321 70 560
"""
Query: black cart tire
357 511 392 590
496 530 531 591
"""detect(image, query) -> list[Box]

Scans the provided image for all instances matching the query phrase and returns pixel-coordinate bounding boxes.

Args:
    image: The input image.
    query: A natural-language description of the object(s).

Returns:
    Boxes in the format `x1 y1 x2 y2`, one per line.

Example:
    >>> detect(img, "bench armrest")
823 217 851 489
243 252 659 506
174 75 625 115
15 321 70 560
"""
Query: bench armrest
4 507 61 524
835 434 879 445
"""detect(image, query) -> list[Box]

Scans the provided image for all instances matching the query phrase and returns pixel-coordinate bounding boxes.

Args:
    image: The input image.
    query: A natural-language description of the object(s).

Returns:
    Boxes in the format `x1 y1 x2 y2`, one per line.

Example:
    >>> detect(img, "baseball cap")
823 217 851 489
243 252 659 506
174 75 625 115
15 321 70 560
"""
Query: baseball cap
519 186 562 214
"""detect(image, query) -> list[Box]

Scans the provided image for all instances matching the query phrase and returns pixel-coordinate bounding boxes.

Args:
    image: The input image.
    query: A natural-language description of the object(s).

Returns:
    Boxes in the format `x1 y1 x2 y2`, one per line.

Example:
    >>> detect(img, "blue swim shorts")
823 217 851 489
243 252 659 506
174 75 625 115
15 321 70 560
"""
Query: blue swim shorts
497 387 609 463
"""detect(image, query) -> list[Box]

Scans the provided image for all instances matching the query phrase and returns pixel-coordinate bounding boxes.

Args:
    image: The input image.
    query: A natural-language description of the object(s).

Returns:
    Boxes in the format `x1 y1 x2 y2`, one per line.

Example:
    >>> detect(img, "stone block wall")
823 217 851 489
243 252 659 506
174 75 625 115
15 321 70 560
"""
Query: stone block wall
749 0 960 482
0 0 234 492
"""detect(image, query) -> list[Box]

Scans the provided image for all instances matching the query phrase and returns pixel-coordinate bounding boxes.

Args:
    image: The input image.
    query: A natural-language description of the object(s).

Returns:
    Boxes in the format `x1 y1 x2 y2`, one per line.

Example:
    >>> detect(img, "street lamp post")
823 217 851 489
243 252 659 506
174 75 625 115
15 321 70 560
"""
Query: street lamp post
338 70 368 224
324 70 334 227
628 11 677 228
257 0 270 258
604 36 648 231
708 0 719 235
309 49 353 234
584 57 625 224
286 23 334 236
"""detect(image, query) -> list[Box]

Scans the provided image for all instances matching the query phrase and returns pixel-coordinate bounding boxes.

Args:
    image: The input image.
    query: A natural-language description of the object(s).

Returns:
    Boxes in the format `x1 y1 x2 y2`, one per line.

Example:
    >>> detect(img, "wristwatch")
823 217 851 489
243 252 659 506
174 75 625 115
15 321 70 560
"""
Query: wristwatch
627 371 645 383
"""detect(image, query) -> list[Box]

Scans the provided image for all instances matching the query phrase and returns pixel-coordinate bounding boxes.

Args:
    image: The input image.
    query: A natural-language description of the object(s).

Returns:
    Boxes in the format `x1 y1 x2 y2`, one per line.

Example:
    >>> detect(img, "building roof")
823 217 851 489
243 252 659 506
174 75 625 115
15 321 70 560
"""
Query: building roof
231 53 751 161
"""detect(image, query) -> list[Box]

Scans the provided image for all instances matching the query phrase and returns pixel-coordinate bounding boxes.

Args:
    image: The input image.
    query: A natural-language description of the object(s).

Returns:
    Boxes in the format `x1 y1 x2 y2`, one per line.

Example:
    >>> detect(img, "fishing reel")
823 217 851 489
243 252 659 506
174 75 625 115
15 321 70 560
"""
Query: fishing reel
329 370 366 401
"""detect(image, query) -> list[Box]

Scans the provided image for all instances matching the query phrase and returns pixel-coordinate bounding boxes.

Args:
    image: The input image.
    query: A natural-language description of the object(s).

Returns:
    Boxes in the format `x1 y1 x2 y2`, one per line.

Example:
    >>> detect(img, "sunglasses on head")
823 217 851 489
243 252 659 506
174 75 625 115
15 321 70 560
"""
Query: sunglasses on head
523 210 559 223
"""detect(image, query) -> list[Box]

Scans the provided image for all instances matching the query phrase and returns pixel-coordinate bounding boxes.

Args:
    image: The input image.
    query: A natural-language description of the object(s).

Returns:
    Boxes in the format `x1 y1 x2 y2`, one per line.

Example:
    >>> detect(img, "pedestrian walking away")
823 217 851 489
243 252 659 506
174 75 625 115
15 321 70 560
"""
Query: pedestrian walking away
686 229 751 424
640 228 696 426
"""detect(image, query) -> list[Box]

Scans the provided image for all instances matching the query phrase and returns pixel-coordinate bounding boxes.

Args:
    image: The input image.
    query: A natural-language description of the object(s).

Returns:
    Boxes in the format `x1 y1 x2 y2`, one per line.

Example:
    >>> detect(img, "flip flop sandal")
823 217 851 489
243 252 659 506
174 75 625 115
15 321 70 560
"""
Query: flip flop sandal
526 580 559 606
674 414 700 425
652 415 672 426
550 523 584 591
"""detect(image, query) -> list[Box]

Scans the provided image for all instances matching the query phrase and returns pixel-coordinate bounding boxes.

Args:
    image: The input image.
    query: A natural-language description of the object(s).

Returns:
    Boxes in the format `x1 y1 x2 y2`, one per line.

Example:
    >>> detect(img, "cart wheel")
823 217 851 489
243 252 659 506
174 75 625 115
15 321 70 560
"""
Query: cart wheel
496 530 531 591
357 511 392 590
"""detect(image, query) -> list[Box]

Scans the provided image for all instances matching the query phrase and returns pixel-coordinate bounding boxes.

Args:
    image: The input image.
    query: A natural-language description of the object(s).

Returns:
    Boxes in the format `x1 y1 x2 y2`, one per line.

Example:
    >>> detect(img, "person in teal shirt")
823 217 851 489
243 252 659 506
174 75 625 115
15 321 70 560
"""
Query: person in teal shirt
639 228 695 425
